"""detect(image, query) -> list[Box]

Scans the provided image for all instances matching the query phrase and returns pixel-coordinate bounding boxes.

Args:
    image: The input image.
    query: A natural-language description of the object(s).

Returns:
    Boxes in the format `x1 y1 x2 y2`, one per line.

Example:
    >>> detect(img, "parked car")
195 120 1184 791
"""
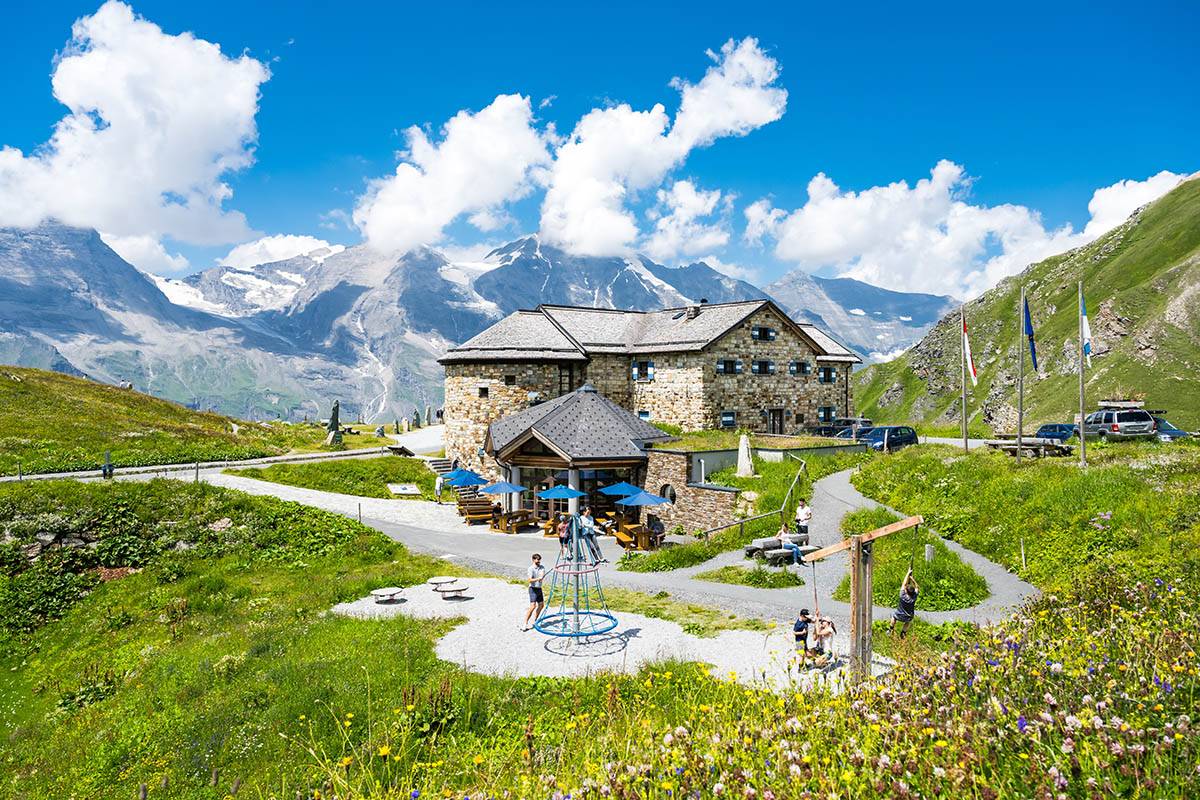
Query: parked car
860 425 918 452
811 417 874 437
1152 416 1191 443
1035 423 1076 443
834 426 874 440
1080 409 1157 440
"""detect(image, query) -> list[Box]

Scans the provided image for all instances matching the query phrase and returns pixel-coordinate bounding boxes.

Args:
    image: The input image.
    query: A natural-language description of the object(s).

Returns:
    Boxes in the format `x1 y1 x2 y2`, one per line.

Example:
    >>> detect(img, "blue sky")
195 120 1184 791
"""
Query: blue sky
1 1 1196 295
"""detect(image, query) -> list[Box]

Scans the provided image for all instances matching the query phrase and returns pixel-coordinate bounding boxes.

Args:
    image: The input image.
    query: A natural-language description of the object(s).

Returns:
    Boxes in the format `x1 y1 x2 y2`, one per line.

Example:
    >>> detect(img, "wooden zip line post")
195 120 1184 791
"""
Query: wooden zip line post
804 514 924 681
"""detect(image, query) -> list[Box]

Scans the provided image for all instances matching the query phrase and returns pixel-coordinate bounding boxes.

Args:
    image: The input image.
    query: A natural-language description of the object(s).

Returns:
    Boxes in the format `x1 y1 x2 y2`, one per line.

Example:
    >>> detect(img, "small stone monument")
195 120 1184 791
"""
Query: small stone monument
324 400 343 445
374 425 386 437
735 433 755 478
412 410 421 429
401 418 410 433
424 405 433 426
394 418 401 435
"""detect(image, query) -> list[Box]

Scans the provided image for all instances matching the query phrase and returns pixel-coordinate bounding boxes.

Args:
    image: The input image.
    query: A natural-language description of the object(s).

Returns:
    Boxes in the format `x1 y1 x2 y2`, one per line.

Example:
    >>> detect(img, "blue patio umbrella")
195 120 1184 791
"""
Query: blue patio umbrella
448 472 488 487
537 485 587 500
598 481 641 497
616 490 672 506
443 468 477 481
480 481 526 495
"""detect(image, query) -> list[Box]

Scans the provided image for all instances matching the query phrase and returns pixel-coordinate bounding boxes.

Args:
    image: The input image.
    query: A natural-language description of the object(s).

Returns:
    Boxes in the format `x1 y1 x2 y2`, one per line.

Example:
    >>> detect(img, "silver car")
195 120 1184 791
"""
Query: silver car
1081 409 1156 440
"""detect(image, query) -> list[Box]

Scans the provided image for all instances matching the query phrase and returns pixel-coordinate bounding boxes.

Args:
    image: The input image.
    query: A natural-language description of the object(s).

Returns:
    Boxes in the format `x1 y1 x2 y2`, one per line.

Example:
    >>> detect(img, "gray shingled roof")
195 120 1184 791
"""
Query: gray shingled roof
438 299 861 364
487 384 674 462
439 310 587 363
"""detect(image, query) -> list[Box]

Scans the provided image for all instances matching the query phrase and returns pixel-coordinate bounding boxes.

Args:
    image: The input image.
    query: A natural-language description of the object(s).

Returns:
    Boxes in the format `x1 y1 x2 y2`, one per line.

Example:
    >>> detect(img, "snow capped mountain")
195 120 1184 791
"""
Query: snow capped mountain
766 270 956 361
1 223 953 420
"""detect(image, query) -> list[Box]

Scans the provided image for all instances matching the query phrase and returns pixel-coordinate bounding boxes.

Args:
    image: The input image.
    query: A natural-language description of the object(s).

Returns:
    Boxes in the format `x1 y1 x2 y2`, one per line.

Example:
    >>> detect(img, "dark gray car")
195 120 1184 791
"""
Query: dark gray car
1081 409 1156 440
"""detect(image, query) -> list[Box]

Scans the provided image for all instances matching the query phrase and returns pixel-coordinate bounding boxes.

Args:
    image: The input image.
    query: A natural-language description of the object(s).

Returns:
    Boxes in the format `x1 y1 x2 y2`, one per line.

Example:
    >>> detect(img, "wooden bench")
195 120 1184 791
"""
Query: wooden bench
464 509 494 525
369 586 404 604
491 510 535 534
613 528 636 550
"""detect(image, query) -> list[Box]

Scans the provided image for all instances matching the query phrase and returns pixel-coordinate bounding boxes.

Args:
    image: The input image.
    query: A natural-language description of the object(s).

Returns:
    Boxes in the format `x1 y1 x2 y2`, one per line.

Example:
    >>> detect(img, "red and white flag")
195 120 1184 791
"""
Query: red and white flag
962 313 978 386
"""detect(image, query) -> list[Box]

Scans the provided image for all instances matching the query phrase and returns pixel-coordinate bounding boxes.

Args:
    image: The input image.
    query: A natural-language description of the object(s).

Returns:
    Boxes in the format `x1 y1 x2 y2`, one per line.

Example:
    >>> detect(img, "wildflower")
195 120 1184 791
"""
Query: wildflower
1017 716 1027 733
338 756 354 768
474 754 484 765
377 745 391 757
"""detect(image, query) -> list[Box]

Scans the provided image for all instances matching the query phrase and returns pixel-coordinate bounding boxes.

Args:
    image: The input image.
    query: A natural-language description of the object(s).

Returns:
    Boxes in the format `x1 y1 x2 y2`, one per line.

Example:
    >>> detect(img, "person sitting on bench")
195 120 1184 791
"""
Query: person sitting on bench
778 521 805 565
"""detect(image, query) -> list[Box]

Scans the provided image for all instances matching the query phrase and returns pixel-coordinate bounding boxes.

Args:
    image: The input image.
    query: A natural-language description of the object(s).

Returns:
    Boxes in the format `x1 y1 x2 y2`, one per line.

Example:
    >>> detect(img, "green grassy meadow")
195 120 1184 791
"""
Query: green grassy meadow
227 456 436 500
0 366 377 475
693 564 804 588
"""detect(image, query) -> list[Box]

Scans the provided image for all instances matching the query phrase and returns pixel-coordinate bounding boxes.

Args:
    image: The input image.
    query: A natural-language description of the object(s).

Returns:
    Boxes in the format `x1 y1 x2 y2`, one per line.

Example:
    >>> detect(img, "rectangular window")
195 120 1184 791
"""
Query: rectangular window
478 386 489 399
750 360 776 375
789 360 812 376
750 325 777 341
818 366 838 384
714 359 743 375
504 374 516 386
720 410 736 428
638 410 651 420
630 360 655 382
558 364 575 395
818 406 835 422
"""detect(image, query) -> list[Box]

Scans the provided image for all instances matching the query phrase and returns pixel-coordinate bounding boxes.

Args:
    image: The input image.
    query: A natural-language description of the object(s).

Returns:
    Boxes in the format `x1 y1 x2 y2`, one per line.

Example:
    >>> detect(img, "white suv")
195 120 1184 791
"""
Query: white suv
1080 409 1156 440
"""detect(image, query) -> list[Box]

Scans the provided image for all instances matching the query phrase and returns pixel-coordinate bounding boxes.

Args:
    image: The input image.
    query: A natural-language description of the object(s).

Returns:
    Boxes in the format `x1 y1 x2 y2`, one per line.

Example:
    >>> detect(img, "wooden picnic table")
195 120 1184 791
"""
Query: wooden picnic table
985 437 1074 458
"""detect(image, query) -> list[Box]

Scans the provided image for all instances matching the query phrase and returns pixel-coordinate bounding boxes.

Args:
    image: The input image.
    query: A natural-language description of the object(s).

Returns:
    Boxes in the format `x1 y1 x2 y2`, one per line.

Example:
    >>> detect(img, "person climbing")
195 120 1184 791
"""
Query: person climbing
579 506 605 564
434 473 445 505
555 513 571 557
522 553 546 631
794 498 813 534
793 608 814 667
889 569 920 637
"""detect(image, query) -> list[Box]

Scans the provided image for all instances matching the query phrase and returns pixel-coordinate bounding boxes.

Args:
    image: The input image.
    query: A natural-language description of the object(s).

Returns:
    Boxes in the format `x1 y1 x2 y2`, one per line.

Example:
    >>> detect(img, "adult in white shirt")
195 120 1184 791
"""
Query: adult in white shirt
522 553 547 631
794 498 813 532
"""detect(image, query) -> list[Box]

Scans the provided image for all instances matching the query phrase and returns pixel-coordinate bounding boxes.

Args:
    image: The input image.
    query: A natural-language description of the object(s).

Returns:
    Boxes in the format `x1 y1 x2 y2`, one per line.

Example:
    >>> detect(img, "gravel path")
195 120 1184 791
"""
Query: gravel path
333 577 888 689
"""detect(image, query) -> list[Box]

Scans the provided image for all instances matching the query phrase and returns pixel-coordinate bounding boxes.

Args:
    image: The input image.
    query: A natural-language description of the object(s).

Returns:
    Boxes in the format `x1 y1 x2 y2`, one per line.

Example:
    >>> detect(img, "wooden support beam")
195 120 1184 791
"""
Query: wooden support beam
803 515 923 562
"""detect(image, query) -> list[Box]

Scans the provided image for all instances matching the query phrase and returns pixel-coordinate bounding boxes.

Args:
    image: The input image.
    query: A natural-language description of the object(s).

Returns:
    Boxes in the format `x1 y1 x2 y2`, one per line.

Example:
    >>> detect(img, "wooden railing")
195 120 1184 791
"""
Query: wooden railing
696 457 807 541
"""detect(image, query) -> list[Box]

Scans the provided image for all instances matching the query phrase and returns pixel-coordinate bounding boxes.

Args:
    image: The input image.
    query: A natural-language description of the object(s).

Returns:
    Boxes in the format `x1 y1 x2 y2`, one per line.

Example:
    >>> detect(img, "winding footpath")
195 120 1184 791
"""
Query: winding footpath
201 463 1039 636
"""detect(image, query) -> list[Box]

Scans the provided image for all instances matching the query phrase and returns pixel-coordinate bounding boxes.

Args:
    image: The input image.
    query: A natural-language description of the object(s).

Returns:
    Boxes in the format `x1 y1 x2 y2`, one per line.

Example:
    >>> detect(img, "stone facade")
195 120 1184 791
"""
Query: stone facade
643 450 740 534
442 303 856 472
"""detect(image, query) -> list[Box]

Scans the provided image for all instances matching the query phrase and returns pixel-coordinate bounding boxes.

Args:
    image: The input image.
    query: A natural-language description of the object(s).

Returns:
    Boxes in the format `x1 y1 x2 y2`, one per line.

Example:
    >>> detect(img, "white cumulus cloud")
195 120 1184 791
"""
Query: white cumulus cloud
0 1 269 269
101 233 190 273
747 162 1187 298
221 234 343 268
642 180 731 262
539 38 786 257
353 94 551 254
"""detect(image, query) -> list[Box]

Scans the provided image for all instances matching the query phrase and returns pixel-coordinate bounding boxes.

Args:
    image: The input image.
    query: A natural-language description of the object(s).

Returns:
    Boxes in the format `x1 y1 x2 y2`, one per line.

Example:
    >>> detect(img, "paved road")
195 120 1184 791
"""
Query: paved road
2 424 446 483
191 464 1038 635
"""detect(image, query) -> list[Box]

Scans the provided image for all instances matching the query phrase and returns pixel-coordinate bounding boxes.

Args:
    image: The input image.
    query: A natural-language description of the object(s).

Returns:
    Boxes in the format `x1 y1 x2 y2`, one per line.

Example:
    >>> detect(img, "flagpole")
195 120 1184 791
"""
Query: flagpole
1016 286 1025 465
961 306 968 454
1078 280 1087 468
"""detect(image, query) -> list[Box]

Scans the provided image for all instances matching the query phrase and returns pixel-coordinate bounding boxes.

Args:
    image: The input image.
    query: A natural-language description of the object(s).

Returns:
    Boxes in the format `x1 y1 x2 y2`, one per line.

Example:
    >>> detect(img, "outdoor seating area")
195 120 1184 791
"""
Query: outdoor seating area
984 434 1075 458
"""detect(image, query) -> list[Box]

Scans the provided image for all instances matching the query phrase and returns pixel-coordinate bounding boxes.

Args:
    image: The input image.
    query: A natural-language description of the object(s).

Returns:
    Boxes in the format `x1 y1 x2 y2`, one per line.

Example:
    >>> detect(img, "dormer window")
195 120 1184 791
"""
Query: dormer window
751 326 777 341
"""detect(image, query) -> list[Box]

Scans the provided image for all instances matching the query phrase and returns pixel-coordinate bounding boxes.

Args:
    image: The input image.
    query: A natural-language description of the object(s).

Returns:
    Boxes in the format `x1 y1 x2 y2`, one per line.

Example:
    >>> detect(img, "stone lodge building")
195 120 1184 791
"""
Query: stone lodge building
439 299 860 475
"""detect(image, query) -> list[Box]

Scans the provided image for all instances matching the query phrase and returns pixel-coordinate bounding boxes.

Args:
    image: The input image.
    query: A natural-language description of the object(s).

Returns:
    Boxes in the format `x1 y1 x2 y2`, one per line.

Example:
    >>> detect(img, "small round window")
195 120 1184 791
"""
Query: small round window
659 484 677 504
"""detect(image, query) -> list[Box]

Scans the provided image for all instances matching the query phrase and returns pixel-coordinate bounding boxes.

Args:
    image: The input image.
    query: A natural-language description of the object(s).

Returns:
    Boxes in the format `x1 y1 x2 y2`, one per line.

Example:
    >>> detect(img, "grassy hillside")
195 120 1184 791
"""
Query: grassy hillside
0 366 376 475
855 176 1200 431
1 473 1195 797
227 456 437 500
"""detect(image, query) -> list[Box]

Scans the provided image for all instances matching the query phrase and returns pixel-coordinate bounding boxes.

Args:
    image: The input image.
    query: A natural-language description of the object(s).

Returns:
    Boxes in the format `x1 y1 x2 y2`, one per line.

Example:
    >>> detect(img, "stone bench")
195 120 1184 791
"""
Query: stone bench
432 582 469 599
369 586 404 604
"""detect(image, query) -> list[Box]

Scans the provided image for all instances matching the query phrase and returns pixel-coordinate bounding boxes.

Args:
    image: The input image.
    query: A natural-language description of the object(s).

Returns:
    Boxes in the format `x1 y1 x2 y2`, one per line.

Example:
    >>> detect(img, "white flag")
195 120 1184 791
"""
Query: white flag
962 313 978 387
1080 294 1093 368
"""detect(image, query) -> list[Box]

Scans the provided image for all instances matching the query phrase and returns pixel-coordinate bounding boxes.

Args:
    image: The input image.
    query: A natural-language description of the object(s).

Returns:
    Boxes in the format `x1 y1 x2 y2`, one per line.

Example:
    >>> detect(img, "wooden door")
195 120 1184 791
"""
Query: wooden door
768 409 784 434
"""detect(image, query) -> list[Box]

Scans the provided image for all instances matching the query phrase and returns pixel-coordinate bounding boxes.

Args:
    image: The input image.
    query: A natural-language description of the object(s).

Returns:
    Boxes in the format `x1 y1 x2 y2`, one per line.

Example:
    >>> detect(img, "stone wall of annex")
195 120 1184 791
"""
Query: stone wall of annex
643 450 740 534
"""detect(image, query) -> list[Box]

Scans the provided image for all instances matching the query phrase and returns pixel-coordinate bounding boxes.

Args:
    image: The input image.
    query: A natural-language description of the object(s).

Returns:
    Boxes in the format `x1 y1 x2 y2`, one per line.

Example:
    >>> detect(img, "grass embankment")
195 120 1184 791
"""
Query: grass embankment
652 429 837 451
620 450 872 573
2 469 1198 797
830 507 989 611
852 440 1200 590
227 456 436 500
694 564 804 588
603 588 769 636
0 366 375 475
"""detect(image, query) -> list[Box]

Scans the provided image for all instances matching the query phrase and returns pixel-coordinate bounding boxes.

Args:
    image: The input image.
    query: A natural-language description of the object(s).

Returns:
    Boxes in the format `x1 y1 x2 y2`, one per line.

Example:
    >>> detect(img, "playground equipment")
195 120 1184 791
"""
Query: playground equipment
534 515 618 638
801 514 924 680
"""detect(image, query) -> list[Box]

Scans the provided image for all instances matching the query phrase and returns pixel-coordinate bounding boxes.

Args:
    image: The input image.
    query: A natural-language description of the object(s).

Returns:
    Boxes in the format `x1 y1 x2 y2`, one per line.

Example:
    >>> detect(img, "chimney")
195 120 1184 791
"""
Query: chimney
686 304 700 320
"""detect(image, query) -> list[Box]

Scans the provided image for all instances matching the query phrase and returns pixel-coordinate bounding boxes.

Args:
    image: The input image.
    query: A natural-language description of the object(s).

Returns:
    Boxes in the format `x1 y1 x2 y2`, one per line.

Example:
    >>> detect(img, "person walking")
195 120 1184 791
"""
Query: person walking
434 473 445 504
888 569 920 638
522 553 547 631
